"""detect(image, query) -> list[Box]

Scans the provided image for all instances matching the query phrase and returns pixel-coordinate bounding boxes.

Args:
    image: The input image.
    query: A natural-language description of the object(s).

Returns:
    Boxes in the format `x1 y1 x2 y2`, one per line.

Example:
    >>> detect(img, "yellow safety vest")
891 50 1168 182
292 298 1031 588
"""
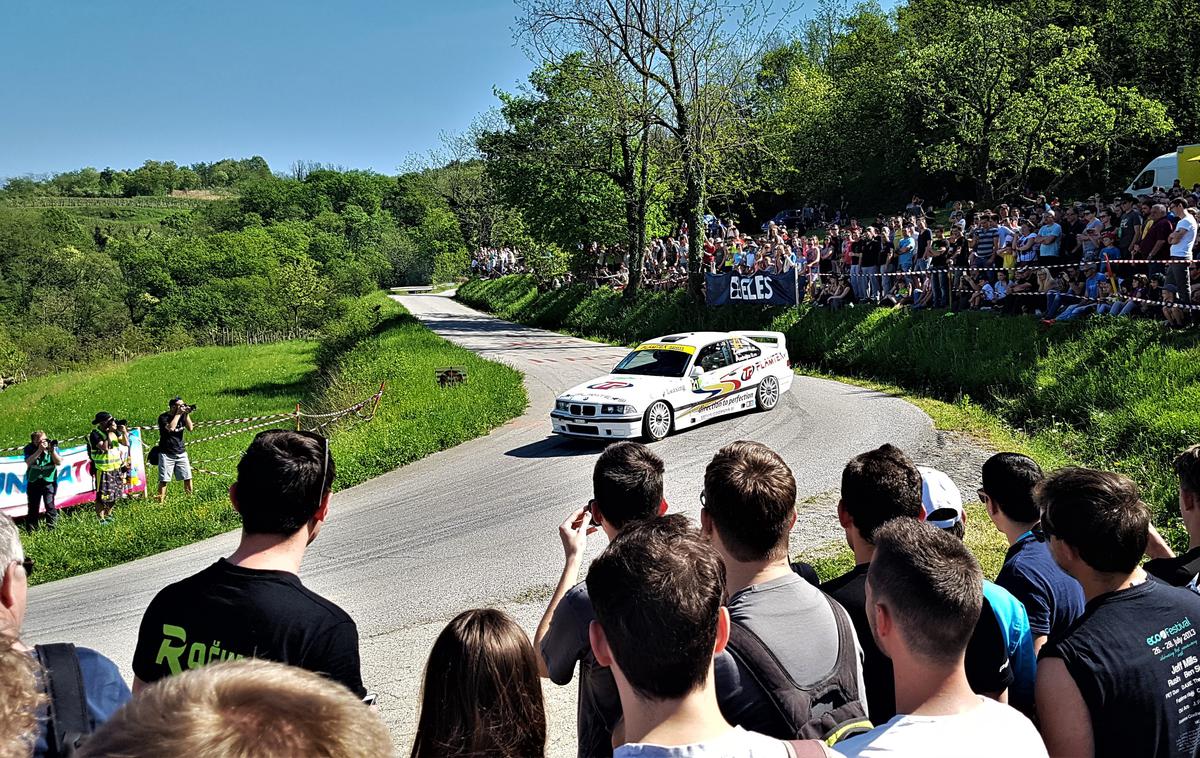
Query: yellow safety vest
89 431 122 473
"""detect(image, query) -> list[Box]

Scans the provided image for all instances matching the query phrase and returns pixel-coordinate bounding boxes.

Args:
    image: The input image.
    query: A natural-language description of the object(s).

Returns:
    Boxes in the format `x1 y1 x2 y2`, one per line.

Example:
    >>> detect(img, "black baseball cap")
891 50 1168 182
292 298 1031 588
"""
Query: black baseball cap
93 411 113 425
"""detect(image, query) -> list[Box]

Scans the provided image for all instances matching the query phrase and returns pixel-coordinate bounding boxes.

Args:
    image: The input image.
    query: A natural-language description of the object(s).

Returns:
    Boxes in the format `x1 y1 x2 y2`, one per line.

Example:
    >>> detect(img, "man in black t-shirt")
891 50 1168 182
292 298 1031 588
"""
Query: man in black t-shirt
1144 444 1200 587
1037 467 1200 758
156 397 195 503
132 430 366 698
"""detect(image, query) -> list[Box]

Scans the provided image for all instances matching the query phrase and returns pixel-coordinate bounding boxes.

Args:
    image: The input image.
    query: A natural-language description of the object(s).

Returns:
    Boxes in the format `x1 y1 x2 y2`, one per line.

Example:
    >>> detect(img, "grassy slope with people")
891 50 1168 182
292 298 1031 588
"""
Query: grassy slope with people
459 275 1200 551
4 291 526 584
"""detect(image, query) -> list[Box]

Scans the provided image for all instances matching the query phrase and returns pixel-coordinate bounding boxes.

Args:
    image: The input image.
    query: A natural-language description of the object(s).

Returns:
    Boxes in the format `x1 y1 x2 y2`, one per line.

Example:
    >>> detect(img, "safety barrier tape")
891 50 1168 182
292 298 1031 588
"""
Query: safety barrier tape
938 287 1200 312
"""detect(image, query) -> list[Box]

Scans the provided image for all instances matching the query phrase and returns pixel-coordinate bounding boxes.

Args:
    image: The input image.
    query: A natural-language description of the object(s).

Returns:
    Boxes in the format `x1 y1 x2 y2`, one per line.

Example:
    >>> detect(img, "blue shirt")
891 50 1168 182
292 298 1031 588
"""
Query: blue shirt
983 580 1036 716
1038 223 1062 258
33 647 131 757
995 533 1085 641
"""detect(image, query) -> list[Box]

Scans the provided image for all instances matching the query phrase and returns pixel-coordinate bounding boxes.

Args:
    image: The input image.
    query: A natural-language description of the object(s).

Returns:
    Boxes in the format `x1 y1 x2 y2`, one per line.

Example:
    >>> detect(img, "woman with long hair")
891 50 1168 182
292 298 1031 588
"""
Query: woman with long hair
410 609 546 758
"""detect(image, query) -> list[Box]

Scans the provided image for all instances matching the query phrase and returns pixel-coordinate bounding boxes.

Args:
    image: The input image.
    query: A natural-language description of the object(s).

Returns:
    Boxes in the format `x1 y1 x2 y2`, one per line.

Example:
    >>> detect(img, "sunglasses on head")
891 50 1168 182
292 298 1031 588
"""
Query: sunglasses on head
11 557 33 577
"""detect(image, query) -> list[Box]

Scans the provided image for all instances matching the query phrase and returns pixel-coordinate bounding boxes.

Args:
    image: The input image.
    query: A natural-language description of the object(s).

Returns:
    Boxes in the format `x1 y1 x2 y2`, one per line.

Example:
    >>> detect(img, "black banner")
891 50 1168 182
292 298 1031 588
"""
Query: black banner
705 271 800 307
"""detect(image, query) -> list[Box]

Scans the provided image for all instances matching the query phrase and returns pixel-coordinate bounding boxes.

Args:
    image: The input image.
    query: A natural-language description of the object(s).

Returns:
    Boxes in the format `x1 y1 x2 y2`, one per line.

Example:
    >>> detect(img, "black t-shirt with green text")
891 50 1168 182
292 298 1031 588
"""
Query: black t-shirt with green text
132 559 365 696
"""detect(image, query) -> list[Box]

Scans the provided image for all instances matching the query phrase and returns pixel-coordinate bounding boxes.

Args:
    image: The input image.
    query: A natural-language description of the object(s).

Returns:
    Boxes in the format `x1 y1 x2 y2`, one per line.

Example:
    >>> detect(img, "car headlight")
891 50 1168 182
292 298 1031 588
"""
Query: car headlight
601 404 636 415
555 400 569 412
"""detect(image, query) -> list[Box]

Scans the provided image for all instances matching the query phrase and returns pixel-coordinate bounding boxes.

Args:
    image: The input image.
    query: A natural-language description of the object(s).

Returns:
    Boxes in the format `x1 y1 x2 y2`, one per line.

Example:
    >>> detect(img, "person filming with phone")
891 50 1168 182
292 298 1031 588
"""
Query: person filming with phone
23 431 62 532
157 397 195 503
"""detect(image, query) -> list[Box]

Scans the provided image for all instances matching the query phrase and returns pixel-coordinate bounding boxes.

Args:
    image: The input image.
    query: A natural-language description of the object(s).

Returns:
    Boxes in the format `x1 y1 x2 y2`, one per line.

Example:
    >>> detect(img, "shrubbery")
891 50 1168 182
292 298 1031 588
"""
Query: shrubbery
459 275 1200 528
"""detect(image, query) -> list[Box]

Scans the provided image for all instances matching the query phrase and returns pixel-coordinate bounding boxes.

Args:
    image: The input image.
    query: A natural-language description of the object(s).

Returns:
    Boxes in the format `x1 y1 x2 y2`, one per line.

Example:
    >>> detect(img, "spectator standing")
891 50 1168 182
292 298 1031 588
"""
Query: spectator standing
982 453 1084 654
412 609 545 758
86 412 127 524
588 516 828 757
702 442 868 740
78 660 392 758
1037 211 1062 261
1144 444 1200 587
1167 198 1195 306
1117 195 1144 266
22 432 61 532
833 520 1047 758
536 442 666 758
1036 468 1200 758
131 430 366 698
1141 204 1175 276
0 514 131 756
859 227 883 302
156 397 195 503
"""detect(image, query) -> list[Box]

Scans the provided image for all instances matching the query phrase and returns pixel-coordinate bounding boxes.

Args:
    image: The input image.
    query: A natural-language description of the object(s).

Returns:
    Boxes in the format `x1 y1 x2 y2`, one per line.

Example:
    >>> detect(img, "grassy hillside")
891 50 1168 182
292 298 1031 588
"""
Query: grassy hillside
7 292 525 584
459 276 1200 547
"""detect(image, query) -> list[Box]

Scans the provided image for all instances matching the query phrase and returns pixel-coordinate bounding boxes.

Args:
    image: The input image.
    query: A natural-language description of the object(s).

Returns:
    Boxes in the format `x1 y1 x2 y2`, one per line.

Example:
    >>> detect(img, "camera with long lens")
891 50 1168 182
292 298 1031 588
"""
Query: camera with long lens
115 419 129 428
47 439 58 448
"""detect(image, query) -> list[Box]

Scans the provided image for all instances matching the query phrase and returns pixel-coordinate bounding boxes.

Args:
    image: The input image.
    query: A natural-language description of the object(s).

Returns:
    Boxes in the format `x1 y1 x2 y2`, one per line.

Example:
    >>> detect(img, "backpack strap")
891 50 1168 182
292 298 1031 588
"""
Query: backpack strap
784 739 830 758
726 618 808 735
35 643 89 756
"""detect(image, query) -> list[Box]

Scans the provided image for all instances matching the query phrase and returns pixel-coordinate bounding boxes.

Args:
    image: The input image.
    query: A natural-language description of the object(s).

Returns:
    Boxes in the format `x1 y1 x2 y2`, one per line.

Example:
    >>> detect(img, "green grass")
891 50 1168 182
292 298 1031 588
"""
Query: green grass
459 275 1200 551
7 292 526 584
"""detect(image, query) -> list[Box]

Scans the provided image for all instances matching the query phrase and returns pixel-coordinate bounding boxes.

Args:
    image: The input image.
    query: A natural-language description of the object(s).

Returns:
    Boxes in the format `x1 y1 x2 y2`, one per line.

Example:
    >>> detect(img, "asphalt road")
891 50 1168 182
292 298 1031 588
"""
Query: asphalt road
24 294 938 754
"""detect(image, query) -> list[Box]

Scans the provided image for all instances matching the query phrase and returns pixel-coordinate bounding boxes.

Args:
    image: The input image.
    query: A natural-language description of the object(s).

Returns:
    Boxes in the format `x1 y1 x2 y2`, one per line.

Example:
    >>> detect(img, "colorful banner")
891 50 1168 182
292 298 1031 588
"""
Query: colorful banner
706 271 802 307
0 429 147 519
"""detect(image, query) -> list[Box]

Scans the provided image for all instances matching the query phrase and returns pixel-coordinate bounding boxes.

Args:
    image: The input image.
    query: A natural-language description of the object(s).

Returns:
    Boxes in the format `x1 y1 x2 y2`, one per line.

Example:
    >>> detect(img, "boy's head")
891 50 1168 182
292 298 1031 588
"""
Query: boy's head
980 452 1044 525
233 431 335 538
1036 467 1149 576
866 518 982 666
839 444 923 544
701 441 796 563
1174 444 1200 515
587 514 727 701
592 442 665 532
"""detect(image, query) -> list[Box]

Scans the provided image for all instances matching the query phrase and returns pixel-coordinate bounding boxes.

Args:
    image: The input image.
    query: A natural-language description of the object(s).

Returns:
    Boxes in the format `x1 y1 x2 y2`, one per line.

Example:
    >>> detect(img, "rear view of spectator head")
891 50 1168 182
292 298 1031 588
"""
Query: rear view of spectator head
233 430 335 538
1175 444 1200 515
701 440 796 562
591 441 665 534
867 519 983 666
411 608 546 758
0 637 42 758
78 660 392 758
839 444 923 544
1036 467 1149 576
981 453 1045 526
587 514 726 700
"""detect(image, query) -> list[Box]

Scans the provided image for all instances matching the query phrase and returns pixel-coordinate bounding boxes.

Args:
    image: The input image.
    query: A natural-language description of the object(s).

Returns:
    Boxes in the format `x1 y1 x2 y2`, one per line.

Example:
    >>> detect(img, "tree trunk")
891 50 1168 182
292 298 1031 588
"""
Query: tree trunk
621 132 645 301
683 145 706 303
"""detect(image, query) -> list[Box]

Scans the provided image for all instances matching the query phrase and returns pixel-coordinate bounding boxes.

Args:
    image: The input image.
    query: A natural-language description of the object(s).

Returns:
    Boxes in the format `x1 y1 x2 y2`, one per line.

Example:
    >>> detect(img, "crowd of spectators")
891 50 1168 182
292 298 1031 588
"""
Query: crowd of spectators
471 247 525 278
5 423 1200 756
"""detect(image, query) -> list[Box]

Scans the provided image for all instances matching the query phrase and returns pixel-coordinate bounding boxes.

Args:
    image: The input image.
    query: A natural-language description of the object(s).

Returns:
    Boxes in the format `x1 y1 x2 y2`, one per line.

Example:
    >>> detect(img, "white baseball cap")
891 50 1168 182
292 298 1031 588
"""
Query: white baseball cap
918 466 964 530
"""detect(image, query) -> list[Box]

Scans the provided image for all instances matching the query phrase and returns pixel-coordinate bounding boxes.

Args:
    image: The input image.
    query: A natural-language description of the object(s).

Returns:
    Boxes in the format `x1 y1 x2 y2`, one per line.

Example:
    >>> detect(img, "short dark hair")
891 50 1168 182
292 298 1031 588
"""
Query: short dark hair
868 519 982 665
587 514 725 701
593 442 664 529
703 441 795 562
841 444 923 543
235 430 335 536
981 453 1044 523
1175 445 1200 495
1036 467 1148 573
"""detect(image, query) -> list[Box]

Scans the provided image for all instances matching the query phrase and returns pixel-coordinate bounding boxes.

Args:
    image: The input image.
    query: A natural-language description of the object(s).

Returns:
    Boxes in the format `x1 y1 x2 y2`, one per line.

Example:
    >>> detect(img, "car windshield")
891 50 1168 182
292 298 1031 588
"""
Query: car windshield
612 349 692 378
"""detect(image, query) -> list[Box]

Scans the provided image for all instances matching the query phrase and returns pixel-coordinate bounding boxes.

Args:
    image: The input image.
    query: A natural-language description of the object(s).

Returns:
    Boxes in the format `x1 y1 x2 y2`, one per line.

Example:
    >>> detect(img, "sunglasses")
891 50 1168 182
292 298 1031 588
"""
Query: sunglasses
12 557 33 577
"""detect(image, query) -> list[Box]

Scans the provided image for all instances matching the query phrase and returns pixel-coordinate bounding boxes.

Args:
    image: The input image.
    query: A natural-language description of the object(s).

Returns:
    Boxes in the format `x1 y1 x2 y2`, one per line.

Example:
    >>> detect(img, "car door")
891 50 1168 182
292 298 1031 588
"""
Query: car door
728 337 763 409
690 340 739 422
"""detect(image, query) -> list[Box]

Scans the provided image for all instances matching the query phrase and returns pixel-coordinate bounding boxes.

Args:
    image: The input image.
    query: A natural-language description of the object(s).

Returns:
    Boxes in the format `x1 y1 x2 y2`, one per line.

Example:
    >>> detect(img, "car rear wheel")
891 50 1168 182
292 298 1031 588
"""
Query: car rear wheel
756 376 780 411
642 401 674 442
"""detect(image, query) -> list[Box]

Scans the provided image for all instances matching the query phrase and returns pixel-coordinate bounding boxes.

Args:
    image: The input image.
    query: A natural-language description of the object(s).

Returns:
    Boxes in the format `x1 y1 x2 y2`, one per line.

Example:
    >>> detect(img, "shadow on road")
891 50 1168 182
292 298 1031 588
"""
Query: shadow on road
505 436 606 459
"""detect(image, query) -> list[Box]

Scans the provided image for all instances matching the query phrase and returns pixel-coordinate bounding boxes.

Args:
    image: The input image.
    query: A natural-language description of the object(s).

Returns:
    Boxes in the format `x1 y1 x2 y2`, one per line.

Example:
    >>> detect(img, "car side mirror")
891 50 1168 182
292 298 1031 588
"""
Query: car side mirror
690 366 703 378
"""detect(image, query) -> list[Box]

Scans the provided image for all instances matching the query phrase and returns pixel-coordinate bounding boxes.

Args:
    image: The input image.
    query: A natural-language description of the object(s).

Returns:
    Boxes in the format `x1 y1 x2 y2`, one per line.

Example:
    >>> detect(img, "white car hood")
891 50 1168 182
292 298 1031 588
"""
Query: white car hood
558 374 680 406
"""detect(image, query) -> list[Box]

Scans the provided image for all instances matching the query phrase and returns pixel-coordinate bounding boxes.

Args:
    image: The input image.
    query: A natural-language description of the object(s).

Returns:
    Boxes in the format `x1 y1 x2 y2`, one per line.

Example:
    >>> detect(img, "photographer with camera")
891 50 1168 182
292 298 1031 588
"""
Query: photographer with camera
156 397 195 503
88 412 129 524
22 431 62 532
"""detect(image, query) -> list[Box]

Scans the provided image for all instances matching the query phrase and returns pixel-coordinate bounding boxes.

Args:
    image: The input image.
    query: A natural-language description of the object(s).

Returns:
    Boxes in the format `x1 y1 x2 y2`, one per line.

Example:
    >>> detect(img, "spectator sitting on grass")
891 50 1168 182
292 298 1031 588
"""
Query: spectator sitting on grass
1036 467 1200 758
832 519 1047 758
587 515 835 757
535 441 666 758
1143 444 1200 589
411 609 545 758
78 660 392 758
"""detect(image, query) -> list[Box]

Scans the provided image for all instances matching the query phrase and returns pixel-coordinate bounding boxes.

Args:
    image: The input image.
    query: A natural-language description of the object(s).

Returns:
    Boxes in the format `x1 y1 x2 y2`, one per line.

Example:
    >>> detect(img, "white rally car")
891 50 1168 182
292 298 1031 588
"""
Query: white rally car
550 331 793 442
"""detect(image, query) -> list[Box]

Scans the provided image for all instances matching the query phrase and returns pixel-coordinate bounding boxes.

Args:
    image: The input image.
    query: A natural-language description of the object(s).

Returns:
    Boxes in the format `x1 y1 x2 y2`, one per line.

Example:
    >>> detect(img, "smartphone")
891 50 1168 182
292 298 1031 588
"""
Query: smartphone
363 692 378 707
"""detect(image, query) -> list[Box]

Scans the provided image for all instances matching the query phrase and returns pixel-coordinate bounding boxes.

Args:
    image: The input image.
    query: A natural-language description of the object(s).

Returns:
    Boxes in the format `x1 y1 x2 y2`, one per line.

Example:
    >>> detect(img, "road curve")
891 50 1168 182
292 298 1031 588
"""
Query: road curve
24 294 938 751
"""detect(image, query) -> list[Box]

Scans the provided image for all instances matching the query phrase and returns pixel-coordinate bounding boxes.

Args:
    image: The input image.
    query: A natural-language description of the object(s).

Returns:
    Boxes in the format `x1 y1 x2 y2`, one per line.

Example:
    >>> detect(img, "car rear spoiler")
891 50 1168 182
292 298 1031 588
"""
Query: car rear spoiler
732 330 788 351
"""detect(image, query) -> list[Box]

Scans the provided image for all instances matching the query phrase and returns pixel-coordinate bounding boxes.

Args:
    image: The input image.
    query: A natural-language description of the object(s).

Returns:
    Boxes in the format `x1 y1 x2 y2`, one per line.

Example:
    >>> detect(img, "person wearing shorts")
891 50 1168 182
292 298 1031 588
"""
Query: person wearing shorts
157 397 194 502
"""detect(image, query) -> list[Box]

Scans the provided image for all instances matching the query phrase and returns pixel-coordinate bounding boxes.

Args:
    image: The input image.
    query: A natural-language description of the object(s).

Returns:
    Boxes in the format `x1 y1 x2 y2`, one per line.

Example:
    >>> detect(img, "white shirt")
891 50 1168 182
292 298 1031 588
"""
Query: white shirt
615 726 791 758
1171 215 1196 257
835 697 1047 758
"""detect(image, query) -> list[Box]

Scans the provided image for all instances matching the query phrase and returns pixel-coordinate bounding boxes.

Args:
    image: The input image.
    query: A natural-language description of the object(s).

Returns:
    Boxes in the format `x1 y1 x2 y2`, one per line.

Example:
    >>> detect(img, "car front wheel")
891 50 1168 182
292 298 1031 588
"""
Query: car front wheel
642 401 674 442
756 376 780 411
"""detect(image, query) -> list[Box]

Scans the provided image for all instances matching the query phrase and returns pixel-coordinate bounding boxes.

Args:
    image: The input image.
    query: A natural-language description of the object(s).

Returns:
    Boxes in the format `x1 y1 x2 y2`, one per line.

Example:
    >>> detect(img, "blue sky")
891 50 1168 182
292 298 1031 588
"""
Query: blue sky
1 0 536 179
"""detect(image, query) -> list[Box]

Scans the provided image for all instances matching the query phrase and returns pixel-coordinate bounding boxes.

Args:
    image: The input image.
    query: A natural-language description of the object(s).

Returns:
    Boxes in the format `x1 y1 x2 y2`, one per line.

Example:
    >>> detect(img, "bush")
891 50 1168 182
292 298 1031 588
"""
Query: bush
459 276 1200 532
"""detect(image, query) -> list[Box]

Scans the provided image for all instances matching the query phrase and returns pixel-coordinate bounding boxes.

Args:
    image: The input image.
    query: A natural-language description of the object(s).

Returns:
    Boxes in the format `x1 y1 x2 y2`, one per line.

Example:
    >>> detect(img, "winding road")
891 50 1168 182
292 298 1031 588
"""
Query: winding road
24 294 942 754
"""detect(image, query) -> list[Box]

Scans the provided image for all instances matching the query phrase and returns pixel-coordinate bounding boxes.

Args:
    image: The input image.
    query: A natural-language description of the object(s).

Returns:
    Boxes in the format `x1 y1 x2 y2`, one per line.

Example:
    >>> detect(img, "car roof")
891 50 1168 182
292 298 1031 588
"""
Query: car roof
637 332 733 349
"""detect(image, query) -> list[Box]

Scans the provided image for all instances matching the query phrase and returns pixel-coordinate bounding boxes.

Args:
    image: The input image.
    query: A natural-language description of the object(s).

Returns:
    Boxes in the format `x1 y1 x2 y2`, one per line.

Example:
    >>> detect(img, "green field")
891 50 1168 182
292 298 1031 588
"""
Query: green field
6 292 526 584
